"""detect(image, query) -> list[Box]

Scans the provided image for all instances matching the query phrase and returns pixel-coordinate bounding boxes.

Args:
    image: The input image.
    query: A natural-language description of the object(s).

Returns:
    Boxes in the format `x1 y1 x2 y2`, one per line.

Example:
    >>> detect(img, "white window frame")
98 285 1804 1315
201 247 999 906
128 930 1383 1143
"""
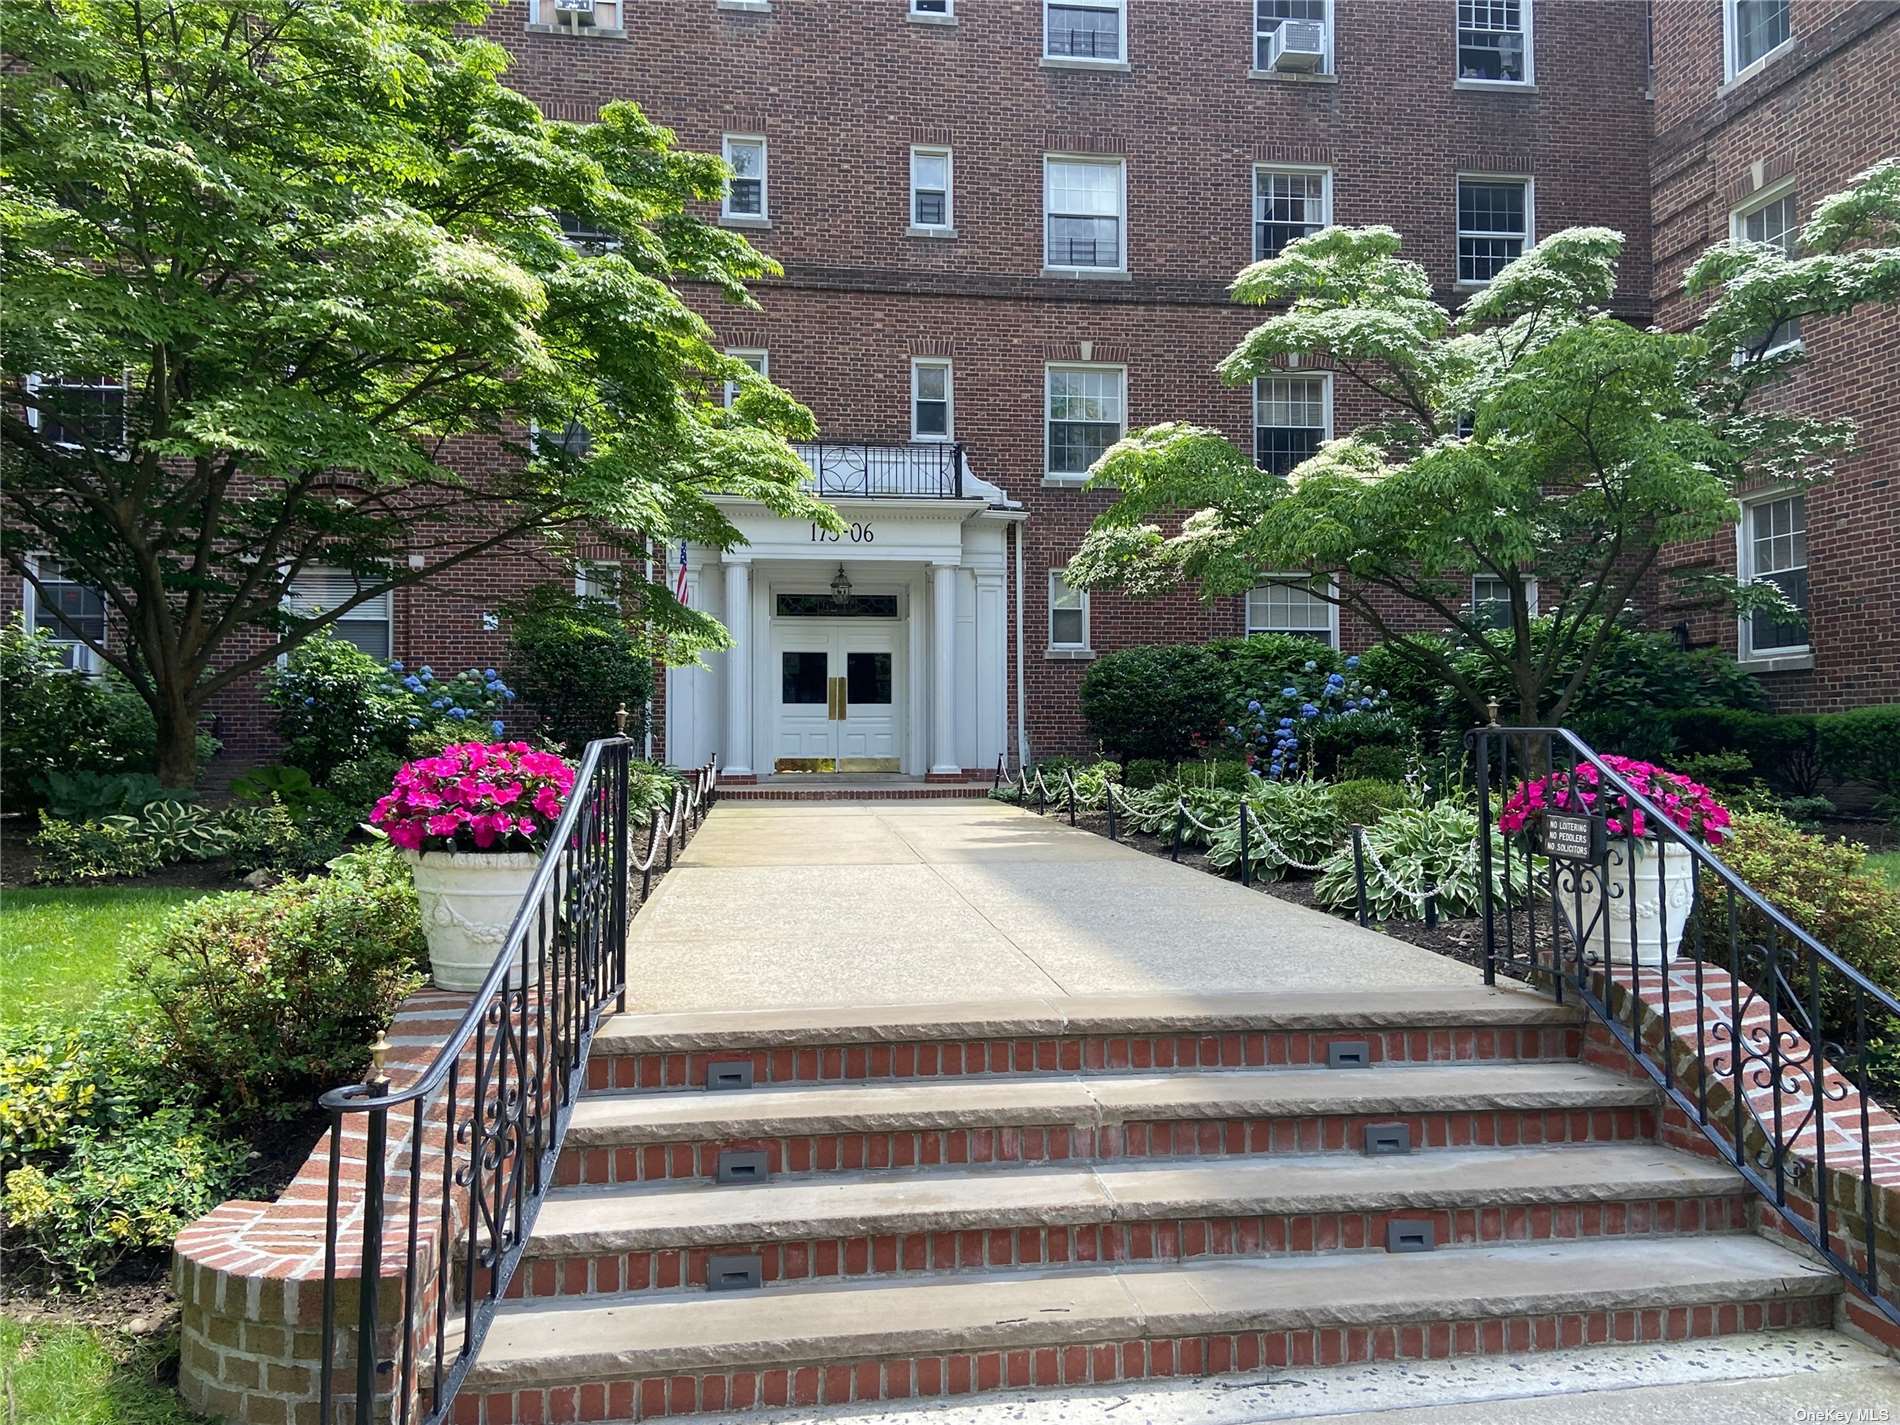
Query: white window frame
1043 362 1127 485
721 134 769 223
21 553 106 674
1455 174 1534 288
1252 371 1334 476
1252 164 1332 262
1246 575 1340 648
23 371 128 453
527 0 624 31
1048 570 1091 652
575 559 622 606
724 347 769 407
1253 0 1334 77
909 145 954 233
1042 154 1127 274
282 566 395 663
1472 573 1538 630
1736 490 1809 662
910 358 954 442
1455 0 1535 87
1723 0 1793 84
909 0 953 18
1730 180 1803 356
1042 0 1126 65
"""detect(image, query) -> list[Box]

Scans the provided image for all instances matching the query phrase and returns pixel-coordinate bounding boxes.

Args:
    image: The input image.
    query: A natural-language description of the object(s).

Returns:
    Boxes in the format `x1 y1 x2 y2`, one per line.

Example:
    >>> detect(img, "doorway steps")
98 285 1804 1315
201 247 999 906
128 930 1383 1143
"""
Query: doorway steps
719 778 995 802
447 988 1855 1422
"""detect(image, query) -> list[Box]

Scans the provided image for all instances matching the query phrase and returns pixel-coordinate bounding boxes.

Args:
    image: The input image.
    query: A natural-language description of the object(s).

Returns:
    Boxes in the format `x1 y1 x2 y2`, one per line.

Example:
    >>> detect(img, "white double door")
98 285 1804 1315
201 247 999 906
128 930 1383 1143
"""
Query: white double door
771 621 903 773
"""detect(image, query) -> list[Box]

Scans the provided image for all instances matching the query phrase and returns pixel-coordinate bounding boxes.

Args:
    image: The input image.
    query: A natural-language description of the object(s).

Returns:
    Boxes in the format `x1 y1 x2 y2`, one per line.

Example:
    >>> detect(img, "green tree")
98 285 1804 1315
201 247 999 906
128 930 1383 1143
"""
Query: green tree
0 0 838 785
1064 162 1900 726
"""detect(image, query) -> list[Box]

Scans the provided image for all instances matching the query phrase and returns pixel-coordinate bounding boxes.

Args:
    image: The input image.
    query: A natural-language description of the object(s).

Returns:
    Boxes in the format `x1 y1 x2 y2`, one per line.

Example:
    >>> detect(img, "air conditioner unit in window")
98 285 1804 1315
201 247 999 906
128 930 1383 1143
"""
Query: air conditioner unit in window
1266 20 1326 72
552 0 596 25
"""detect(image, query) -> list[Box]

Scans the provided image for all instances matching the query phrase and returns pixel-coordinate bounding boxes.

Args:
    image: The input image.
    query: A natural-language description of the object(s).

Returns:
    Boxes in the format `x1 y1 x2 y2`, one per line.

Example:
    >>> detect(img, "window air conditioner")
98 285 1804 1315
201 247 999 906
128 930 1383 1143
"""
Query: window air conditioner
553 0 596 26
1266 20 1326 72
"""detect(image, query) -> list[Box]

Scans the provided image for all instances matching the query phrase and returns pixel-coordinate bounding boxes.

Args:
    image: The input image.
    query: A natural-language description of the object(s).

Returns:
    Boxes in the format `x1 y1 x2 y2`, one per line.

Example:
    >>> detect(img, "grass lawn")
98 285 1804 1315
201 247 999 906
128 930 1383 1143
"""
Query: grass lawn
0 1319 208 1425
1866 850 1900 891
0 887 207 1025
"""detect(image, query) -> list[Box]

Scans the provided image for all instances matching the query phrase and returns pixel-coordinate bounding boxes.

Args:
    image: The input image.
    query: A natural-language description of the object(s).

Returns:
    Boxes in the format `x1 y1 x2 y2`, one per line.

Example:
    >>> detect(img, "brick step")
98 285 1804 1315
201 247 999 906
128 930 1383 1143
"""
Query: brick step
449 1237 1840 1423
503 1145 1749 1300
587 988 1585 1092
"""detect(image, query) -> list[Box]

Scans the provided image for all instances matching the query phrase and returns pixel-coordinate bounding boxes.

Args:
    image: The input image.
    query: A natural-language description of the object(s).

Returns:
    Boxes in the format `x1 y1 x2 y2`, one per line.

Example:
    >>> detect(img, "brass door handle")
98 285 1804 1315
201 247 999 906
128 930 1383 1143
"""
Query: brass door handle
828 676 846 721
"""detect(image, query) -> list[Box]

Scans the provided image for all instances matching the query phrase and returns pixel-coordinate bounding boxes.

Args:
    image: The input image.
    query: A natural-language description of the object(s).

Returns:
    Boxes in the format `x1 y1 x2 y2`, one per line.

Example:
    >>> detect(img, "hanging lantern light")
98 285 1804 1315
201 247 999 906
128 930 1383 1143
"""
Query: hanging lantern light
830 563 853 609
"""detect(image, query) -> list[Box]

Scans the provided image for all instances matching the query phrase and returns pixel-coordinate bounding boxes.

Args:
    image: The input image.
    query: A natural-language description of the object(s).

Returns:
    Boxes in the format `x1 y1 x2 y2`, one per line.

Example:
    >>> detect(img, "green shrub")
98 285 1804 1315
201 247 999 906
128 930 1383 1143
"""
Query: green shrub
1079 643 1226 762
1816 704 1900 794
1313 802 1527 922
504 585 655 754
266 633 412 779
1330 778 1415 829
35 770 195 821
326 752 405 819
1338 742 1412 782
0 1012 177 1162
628 760 685 826
28 814 165 883
231 764 325 810
1182 759 1251 792
135 843 428 1126
1307 710 1415 779
1205 779 1342 881
1666 708 1823 795
1123 757 1171 790
221 799 357 877
1355 638 1456 733
1206 634 1343 704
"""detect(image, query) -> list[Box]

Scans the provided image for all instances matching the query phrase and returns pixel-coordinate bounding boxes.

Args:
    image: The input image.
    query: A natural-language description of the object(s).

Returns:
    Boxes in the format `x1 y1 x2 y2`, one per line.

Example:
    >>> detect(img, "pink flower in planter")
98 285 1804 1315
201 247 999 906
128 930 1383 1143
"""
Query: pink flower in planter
1499 755 1730 846
372 742 577 856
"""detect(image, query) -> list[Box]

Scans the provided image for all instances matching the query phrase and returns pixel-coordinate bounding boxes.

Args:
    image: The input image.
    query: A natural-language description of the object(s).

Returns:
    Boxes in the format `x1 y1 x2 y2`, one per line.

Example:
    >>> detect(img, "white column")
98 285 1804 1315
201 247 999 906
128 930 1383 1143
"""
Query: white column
929 561 960 776
722 558 753 777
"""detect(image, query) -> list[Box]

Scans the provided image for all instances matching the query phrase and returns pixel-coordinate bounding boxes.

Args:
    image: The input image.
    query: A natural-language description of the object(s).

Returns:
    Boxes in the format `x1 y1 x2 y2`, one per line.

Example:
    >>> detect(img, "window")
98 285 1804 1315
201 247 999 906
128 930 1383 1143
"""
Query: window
1472 574 1538 630
528 0 622 30
557 210 619 254
535 418 593 458
1247 577 1337 646
722 136 767 221
576 560 621 604
1740 493 1808 657
26 373 126 451
1045 364 1125 481
1457 1 1532 83
910 147 953 230
1044 157 1125 271
911 0 951 14
1044 0 1123 62
285 567 393 661
1733 185 1802 353
1253 374 1331 475
1253 166 1330 260
23 557 106 673
1725 0 1790 79
1255 1 1332 74
724 348 768 407
1049 572 1089 649
911 359 953 440
1457 177 1531 285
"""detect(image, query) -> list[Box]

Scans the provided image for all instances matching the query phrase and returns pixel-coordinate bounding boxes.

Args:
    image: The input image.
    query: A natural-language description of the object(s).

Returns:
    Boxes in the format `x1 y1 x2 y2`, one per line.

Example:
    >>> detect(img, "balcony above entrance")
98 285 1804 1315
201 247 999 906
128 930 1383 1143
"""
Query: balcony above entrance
793 440 1010 505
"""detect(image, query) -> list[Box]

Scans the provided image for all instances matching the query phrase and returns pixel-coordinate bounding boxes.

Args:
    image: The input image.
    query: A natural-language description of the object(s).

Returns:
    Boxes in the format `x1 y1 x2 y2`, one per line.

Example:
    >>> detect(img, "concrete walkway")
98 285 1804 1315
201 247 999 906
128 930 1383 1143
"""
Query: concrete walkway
628 800 1475 1014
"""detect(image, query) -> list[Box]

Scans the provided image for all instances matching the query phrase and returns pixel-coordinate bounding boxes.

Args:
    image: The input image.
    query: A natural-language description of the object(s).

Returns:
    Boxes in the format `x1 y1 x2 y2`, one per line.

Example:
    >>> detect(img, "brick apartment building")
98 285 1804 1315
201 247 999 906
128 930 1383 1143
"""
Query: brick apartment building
11 1 1898 777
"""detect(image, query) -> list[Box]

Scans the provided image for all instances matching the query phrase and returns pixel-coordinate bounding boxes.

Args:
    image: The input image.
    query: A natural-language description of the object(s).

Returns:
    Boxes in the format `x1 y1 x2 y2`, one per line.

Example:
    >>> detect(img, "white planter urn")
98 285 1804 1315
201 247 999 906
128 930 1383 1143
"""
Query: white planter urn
1551 838 1699 969
405 850 540 991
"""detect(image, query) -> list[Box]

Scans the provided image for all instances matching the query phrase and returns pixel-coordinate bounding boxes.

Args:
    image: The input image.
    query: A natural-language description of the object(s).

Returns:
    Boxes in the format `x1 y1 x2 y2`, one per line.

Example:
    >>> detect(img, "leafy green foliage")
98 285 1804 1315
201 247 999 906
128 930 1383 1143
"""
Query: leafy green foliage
134 844 427 1126
264 635 414 781
1079 643 1226 762
1313 802 1526 922
230 765 324 810
34 771 193 822
1665 708 1823 795
1815 704 1900 794
1328 778 1416 829
220 800 358 877
627 760 686 827
1065 166 1900 728
28 815 165 884
504 584 656 754
1204 780 1343 881
1123 758 1173 790
0 0 838 784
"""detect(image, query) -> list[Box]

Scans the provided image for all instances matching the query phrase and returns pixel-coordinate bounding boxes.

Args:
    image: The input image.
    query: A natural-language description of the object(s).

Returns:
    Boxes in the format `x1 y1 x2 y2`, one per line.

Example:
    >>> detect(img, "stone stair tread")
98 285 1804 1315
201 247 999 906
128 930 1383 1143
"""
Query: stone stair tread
598 986 1579 1053
465 1237 1839 1384
526 1145 1746 1253
567 1063 1657 1145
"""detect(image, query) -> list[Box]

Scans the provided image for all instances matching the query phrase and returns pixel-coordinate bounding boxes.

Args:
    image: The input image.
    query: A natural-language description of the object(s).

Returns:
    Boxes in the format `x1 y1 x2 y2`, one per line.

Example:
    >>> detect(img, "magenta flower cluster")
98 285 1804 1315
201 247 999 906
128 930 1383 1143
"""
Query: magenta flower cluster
1499 755 1732 845
372 742 576 853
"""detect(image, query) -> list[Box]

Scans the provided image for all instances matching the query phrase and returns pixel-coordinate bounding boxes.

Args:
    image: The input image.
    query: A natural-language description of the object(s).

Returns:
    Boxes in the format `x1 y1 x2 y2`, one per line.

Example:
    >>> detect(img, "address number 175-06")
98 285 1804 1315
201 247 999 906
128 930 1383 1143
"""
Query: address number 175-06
811 523 874 543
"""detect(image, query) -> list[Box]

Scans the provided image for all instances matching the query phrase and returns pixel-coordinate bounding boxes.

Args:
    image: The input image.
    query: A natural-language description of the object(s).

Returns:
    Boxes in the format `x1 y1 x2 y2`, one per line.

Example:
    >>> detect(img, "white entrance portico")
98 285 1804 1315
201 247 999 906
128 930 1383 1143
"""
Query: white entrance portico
665 444 1022 781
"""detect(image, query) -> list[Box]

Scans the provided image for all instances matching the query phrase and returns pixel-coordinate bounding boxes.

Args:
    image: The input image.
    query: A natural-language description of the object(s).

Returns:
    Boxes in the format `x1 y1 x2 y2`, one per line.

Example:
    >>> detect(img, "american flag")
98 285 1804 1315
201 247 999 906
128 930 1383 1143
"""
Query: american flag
673 540 689 606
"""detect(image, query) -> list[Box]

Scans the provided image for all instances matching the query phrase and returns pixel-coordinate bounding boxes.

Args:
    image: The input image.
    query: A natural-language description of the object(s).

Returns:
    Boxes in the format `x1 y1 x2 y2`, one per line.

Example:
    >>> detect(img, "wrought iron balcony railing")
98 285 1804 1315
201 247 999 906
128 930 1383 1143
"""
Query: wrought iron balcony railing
794 440 966 499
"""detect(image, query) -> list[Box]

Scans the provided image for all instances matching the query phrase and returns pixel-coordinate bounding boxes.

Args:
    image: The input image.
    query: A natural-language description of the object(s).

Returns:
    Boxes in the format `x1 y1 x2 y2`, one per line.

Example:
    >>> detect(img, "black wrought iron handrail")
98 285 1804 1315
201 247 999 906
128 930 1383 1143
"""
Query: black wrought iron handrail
1469 723 1900 1326
797 439 966 499
315 743 719 1425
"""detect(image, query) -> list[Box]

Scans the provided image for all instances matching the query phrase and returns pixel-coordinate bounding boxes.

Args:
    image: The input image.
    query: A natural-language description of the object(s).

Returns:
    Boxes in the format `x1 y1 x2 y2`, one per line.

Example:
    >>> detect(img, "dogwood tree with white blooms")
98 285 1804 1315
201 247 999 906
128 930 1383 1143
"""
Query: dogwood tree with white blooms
1065 161 1900 727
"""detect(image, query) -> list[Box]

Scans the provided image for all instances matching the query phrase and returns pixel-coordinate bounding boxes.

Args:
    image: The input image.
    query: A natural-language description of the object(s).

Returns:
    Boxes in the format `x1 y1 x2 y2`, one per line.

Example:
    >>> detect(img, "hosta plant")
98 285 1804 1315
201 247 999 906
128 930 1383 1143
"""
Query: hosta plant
1313 801 1530 922
1204 779 1344 881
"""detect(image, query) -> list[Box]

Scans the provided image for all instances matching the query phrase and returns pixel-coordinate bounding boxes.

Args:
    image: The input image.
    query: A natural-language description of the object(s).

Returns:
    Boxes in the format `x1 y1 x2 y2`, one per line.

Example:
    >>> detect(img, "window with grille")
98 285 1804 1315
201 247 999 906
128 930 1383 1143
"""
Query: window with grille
28 373 126 451
910 147 953 229
1734 187 1802 352
1044 157 1124 270
724 348 768 407
1741 493 1808 656
1457 0 1531 83
1046 365 1125 480
1049 573 1089 649
576 560 621 606
1457 177 1530 284
1044 0 1123 61
1246 577 1335 645
528 0 623 29
1254 167 1329 260
1255 0 1331 72
285 567 393 661
722 136 767 220
1472 574 1537 630
912 360 953 440
1253 375 1329 476
1726 0 1790 78
25 558 106 672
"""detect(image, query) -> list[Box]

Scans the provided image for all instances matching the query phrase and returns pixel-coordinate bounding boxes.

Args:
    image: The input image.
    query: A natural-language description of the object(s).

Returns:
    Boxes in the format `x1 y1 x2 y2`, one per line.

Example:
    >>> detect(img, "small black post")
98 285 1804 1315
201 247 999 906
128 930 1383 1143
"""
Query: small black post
1037 775 1046 816
1238 802 1252 887
642 817 658 899
1105 786 1118 841
1067 774 1077 826
1351 824 1369 927
1424 890 1438 930
1170 800 1185 862
992 752 1004 791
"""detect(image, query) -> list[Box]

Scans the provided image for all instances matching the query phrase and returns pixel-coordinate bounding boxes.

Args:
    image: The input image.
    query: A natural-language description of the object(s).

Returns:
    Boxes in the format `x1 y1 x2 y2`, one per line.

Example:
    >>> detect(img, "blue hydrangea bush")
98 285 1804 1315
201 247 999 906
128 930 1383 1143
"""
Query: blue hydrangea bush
1228 655 1390 780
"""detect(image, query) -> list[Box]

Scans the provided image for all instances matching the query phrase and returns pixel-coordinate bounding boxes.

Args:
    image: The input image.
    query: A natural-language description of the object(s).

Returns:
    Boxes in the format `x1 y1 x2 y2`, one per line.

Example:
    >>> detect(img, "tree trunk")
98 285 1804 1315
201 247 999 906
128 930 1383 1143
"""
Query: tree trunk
153 681 202 789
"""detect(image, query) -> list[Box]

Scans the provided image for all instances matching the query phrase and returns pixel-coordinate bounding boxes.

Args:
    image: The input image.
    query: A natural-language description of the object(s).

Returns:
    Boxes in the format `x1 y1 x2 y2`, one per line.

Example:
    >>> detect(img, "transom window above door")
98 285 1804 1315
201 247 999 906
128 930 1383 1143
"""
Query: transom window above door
775 592 901 619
